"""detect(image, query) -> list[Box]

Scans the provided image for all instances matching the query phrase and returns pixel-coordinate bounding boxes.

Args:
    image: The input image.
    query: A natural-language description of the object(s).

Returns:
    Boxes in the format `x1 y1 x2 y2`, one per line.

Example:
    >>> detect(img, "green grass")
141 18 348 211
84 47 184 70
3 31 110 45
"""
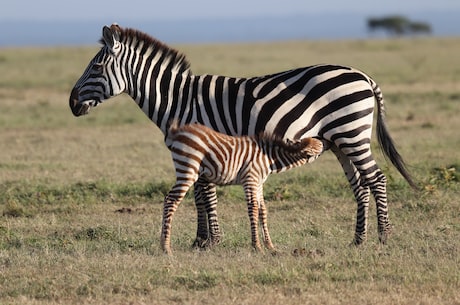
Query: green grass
0 37 459 304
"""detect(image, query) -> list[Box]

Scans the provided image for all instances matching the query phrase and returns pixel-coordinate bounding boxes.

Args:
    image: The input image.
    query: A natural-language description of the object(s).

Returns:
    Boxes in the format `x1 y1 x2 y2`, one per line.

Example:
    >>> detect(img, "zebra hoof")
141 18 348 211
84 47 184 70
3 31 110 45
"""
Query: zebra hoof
191 237 208 249
378 231 390 245
350 235 367 247
192 236 221 249
378 224 392 244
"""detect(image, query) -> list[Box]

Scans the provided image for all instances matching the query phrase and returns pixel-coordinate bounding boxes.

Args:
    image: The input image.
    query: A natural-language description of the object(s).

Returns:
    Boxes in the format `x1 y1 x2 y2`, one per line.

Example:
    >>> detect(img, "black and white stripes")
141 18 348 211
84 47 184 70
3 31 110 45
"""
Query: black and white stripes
69 24 416 248
161 122 323 254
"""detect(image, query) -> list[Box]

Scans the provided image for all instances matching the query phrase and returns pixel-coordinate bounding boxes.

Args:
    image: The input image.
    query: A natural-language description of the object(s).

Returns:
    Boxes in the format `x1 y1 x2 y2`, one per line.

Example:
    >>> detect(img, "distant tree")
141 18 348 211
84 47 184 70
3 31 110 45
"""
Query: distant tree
408 21 432 35
367 15 431 36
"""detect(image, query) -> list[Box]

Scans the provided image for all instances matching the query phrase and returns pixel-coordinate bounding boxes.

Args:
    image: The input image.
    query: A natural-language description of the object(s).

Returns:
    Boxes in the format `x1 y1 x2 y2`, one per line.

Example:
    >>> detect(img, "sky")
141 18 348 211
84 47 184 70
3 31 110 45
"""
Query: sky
1 0 459 45
3 0 460 22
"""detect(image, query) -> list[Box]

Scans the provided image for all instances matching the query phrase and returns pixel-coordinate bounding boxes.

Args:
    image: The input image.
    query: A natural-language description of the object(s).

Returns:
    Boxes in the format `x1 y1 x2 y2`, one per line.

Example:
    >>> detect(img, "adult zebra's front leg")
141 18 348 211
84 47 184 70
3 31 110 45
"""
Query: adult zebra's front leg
192 180 222 248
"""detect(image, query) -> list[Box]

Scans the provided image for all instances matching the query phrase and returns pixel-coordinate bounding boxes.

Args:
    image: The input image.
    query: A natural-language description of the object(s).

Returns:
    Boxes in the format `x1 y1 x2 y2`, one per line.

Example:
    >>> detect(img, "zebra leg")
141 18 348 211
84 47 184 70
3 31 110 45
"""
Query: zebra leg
192 182 209 248
336 144 391 244
342 145 391 244
257 186 275 251
161 195 179 255
160 178 196 255
367 169 391 244
192 181 221 249
205 183 222 247
331 145 371 245
352 185 371 245
244 184 263 252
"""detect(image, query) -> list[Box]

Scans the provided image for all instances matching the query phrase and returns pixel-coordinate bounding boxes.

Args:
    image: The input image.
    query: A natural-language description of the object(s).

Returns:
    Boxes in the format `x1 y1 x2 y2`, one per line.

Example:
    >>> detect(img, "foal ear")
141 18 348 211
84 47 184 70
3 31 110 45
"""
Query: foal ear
102 23 121 53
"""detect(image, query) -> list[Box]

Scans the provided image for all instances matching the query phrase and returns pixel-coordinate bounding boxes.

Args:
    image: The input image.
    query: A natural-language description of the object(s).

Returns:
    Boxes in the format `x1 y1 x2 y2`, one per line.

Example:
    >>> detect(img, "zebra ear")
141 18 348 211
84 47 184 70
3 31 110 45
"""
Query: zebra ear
102 24 121 53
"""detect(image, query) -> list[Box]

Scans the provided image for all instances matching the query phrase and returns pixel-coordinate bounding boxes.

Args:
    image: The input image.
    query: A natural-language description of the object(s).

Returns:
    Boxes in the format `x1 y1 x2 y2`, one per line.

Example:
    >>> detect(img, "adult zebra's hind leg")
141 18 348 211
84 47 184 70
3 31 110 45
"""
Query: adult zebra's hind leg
367 169 390 244
192 181 222 249
333 143 391 245
345 148 391 244
331 145 371 245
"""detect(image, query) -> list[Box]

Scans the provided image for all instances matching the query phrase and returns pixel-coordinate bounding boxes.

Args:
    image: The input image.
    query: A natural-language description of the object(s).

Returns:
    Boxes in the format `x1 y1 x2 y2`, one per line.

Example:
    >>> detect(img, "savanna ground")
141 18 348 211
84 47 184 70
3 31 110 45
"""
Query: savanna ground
0 37 459 305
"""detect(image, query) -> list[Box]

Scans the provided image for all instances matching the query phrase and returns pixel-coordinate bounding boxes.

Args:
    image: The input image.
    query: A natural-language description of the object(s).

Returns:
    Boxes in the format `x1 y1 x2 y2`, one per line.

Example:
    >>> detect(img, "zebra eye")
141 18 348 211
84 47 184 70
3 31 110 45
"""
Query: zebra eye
92 63 103 72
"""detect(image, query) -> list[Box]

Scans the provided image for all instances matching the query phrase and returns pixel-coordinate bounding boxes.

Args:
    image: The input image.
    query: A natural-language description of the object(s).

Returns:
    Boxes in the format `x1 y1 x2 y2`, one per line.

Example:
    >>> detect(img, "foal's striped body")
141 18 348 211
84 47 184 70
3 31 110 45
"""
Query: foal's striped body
161 122 323 254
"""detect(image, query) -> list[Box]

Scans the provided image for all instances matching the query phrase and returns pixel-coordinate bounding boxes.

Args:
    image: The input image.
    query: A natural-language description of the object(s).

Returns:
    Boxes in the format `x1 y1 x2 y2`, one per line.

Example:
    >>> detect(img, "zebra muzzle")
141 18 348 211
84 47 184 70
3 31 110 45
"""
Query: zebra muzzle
69 88 89 117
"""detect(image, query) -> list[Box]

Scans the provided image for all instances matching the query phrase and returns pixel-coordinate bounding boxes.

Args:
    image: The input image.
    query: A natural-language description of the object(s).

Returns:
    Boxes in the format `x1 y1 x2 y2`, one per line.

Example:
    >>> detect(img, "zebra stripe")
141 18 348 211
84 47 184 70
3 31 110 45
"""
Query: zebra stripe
161 121 323 254
69 24 417 248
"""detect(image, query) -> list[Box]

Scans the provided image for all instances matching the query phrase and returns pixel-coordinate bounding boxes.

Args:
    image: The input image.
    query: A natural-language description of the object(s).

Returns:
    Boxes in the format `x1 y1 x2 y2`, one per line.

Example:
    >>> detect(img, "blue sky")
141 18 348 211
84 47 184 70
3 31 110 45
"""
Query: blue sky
3 0 460 21
1 0 459 45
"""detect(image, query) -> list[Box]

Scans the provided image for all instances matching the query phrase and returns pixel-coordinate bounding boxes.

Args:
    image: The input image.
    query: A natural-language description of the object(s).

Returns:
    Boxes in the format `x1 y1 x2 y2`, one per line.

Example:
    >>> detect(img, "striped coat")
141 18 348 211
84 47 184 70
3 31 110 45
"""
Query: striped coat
69 24 417 249
161 122 323 254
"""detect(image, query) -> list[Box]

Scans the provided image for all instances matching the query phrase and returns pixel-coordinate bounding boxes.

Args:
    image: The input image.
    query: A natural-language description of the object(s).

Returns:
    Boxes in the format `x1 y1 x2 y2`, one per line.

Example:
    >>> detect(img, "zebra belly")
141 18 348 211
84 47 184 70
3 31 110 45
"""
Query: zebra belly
199 165 240 186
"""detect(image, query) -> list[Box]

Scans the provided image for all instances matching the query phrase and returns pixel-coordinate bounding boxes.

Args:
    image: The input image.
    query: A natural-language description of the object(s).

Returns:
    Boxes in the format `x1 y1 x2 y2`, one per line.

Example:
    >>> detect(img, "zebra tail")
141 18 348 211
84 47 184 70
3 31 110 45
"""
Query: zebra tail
164 119 182 147
372 80 419 190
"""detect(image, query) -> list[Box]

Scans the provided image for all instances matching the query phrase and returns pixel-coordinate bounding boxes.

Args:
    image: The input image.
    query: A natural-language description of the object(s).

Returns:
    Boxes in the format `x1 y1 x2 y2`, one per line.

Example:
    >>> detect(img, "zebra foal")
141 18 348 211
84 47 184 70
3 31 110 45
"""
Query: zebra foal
161 122 323 254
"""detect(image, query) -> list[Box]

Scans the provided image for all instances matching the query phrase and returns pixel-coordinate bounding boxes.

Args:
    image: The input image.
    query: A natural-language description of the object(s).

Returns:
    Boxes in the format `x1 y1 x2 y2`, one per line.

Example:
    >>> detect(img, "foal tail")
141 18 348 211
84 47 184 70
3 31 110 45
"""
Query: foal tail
370 79 419 190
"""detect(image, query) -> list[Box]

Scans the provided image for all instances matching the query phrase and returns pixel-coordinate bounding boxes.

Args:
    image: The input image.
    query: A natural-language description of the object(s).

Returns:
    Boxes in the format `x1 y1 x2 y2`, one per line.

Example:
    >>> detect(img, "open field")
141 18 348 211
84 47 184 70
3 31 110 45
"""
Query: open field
1 38 459 304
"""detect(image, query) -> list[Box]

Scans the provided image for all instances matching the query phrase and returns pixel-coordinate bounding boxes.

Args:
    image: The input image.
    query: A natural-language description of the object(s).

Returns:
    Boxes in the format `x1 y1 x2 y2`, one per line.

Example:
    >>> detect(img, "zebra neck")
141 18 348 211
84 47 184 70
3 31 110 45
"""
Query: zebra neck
127 66 195 135
188 74 248 135
126 64 249 137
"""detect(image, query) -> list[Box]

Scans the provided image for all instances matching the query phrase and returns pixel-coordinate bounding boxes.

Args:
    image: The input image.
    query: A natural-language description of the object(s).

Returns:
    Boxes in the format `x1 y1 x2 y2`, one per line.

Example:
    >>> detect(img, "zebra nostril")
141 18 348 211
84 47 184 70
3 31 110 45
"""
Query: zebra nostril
69 88 89 116
69 88 80 116
70 88 78 103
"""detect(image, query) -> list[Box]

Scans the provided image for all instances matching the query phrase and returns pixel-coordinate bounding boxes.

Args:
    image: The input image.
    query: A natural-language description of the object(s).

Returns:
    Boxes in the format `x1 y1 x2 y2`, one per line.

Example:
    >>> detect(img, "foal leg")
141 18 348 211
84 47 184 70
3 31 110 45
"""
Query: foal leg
161 186 189 255
257 186 275 251
244 183 263 252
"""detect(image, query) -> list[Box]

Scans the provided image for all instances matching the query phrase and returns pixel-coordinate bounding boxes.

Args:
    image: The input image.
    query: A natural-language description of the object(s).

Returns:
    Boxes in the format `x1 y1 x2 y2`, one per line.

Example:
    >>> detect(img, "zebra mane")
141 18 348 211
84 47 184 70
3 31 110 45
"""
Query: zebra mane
100 25 191 73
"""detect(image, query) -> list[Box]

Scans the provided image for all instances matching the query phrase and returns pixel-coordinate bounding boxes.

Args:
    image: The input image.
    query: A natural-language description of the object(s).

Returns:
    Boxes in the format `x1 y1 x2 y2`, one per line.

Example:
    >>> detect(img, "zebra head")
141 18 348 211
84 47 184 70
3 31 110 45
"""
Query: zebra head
69 24 126 116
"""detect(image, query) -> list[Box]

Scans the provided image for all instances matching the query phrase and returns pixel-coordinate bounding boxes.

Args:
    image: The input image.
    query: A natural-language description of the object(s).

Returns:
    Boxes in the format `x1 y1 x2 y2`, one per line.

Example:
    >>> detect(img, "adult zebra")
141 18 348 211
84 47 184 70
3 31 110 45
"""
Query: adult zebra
162 122 323 254
69 24 417 247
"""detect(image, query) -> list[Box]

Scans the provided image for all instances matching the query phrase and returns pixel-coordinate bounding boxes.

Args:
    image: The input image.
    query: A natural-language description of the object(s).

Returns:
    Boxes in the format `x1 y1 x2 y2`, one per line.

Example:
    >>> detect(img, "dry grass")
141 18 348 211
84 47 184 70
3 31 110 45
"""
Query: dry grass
1 37 459 304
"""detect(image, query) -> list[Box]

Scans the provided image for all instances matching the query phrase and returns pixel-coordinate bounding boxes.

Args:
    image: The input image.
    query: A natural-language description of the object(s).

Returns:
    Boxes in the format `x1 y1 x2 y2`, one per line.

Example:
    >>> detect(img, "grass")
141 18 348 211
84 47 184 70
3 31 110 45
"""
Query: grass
0 37 459 304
